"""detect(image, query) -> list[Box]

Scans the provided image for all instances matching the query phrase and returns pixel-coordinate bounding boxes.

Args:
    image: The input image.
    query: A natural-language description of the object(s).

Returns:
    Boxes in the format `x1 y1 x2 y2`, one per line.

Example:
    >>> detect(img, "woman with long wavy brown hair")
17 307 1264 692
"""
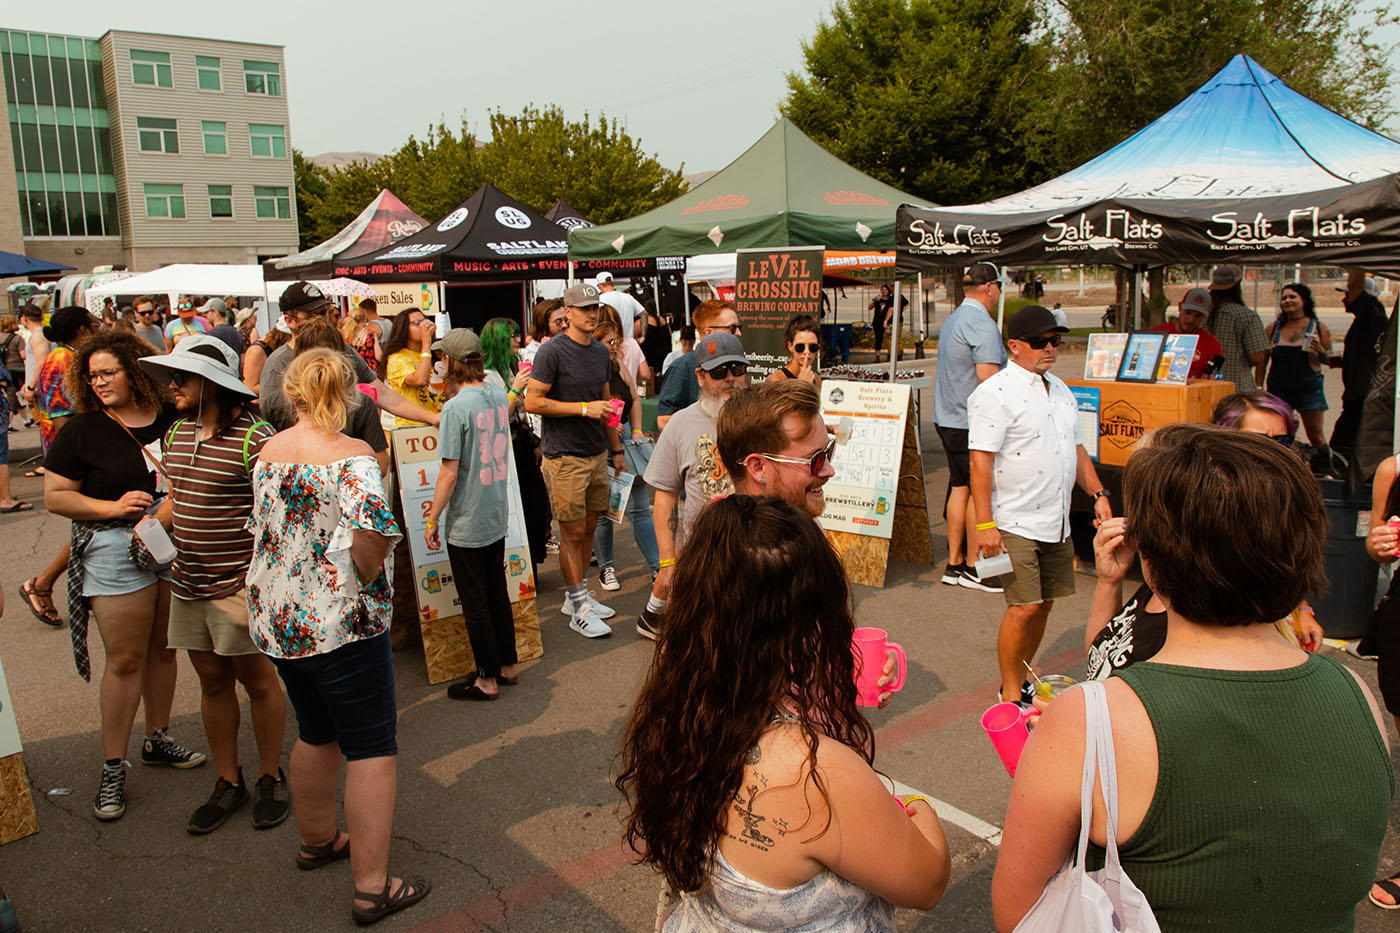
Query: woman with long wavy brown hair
617 496 948 931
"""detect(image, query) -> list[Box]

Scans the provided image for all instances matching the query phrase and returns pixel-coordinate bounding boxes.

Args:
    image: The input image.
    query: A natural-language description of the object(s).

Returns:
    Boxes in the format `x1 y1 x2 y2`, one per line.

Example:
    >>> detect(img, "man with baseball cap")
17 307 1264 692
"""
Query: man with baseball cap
140 336 289 835
1150 288 1223 379
258 281 439 431
1205 265 1269 391
968 305 1112 708
200 298 244 357
933 262 1010 593
164 297 210 351
635 331 749 639
525 282 621 638
594 272 642 343
1330 272 1389 460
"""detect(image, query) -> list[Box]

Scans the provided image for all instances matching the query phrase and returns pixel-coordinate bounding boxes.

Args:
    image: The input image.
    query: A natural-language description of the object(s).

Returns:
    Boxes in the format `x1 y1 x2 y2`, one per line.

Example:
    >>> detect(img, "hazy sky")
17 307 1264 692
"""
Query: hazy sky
7 1 1398 178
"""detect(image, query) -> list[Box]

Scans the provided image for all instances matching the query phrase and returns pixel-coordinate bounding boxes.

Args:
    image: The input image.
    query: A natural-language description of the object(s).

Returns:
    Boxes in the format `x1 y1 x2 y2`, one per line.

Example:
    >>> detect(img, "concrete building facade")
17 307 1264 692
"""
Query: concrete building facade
1 28 298 273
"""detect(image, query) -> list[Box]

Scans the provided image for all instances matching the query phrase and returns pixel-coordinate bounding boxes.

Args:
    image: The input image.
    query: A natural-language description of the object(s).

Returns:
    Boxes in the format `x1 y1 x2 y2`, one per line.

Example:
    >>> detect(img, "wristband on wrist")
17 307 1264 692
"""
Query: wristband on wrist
580 402 587 416
611 449 624 456
420 351 431 358
976 521 997 531
898 794 936 815
425 519 439 527
658 558 677 568
1091 489 1110 501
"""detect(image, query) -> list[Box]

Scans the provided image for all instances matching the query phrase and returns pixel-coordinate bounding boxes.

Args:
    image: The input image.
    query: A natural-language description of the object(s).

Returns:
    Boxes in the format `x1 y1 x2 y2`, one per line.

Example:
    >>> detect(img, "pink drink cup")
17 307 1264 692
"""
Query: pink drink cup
852 627 906 707
981 702 1035 777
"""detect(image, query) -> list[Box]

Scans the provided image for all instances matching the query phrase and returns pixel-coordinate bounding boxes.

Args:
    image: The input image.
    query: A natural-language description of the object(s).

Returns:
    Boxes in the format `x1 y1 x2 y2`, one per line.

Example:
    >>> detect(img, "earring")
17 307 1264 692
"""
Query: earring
757 476 765 484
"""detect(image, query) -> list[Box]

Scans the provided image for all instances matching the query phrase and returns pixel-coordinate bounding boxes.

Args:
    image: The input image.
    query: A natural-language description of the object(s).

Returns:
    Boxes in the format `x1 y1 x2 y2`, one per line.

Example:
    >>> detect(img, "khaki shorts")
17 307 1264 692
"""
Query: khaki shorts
167 591 259 656
999 532 1076 607
541 453 609 523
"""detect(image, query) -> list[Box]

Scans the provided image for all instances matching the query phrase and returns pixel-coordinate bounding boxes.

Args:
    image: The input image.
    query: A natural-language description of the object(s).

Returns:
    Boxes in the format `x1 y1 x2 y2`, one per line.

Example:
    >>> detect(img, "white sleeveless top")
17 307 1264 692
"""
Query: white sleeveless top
660 849 895 933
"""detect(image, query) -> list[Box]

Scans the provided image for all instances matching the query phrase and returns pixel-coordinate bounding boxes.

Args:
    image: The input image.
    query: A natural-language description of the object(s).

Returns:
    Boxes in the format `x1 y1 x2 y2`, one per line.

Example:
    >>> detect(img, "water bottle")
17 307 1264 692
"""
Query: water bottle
134 515 177 565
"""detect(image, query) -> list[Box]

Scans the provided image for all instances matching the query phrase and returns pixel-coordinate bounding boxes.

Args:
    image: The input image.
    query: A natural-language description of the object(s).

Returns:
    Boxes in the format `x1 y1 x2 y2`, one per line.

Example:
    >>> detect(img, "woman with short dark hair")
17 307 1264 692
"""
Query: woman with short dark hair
767 314 822 386
994 424 1392 932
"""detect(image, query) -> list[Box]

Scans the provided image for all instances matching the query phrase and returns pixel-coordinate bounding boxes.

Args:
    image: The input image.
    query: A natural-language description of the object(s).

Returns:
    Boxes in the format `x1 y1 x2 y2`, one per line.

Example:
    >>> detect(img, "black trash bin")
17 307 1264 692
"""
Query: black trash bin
1312 478 1376 639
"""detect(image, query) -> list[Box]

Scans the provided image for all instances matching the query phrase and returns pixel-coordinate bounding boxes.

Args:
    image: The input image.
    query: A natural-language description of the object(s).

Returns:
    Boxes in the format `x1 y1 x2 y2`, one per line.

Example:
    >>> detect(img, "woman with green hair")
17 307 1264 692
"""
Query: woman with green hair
479 318 551 567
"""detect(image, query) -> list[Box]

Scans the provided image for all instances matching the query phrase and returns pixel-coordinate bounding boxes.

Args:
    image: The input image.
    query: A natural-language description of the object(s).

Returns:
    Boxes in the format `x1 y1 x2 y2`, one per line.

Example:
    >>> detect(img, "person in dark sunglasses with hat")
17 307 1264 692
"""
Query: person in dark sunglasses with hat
968 305 1112 708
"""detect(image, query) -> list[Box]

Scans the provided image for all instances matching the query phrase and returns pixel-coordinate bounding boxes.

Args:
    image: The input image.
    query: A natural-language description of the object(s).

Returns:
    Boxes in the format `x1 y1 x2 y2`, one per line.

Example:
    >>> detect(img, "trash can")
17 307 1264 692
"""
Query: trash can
821 323 852 362
1312 478 1376 638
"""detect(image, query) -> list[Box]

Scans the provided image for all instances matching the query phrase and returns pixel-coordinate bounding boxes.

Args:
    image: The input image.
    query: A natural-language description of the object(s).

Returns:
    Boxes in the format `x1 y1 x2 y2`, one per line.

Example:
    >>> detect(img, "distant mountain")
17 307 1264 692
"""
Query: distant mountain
310 151 384 171
683 170 717 189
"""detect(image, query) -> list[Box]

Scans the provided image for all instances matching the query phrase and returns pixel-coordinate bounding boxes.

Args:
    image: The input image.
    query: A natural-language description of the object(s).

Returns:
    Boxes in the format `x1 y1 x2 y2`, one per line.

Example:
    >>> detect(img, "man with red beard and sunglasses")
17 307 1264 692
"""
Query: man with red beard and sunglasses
968 305 1112 708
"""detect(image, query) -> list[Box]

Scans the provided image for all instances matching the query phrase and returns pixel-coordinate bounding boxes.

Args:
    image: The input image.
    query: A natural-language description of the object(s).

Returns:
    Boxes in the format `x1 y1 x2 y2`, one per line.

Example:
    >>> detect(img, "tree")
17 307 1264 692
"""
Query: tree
292 150 329 251
782 0 1048 206
476 105 686 223
1023 0 1399 176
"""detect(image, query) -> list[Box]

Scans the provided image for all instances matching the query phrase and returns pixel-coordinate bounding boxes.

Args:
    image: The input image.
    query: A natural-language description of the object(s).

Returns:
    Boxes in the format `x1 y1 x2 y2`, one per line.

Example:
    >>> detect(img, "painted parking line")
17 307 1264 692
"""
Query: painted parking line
409 645 1084 931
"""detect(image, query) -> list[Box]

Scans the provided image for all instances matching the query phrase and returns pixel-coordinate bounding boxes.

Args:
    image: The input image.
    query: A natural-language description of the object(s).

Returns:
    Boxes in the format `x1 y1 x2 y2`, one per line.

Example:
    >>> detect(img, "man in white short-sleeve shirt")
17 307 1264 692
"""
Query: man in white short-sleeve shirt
968 305 1112 707
595 272 643 341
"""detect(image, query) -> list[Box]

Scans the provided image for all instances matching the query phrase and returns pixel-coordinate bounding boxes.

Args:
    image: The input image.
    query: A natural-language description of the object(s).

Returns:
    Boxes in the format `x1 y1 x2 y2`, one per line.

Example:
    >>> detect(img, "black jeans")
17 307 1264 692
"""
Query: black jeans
446 538 517 679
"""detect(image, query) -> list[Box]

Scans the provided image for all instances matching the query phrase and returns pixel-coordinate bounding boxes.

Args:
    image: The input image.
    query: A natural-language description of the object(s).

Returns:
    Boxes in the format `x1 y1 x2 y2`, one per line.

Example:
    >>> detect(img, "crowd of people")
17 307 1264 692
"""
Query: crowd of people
3 259 1398 929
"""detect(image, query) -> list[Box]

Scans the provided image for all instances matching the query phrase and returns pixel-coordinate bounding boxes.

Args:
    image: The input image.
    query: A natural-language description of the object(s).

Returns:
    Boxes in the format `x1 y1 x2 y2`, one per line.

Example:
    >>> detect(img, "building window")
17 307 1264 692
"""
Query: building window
248 123 286 158
243 60 280 96
130 49 172 88
253 185 290 219
196 55 220 91
202 120 226 155
144 183 185 219
208 184 233 218
137 117 179 154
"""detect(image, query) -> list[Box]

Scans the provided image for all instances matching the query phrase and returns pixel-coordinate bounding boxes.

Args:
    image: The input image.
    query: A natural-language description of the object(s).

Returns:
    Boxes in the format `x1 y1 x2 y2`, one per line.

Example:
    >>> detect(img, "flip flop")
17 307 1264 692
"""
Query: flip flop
1371 874 1400 909
22 468 43 478
19 579 62 628
0 502 32 513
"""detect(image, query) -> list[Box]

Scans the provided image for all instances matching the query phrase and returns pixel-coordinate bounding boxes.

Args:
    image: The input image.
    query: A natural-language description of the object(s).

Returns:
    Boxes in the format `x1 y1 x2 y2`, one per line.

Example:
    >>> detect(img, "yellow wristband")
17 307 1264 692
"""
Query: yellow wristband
976 521 997 531
580 402 587 416
899 794 936 815
425 519 439 527
658 558 677 568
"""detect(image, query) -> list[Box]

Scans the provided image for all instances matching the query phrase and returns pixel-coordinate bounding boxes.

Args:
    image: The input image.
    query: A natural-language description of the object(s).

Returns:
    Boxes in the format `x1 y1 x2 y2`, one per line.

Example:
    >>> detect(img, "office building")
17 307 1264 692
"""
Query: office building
0 28 298 271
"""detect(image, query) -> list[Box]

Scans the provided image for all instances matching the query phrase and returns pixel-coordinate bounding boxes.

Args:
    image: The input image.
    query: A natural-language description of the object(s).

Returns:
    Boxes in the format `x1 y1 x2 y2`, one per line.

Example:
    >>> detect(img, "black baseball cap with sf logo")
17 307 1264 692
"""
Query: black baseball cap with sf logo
279 281 334 314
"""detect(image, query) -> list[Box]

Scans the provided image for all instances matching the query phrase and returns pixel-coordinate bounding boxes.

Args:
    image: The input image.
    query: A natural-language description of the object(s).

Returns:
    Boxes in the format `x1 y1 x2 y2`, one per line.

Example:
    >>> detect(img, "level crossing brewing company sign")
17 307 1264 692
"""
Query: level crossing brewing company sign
733 246 824 379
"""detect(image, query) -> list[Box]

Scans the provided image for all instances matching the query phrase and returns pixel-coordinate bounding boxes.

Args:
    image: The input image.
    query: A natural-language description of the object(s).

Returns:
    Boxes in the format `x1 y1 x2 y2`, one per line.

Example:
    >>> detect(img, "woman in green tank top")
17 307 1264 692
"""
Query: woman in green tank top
992 424 1393 933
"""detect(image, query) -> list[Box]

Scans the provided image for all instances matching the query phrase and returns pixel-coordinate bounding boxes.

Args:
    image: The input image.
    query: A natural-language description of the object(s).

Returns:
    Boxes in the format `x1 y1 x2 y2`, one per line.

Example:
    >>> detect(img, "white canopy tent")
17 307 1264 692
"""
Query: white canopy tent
84 264 287 303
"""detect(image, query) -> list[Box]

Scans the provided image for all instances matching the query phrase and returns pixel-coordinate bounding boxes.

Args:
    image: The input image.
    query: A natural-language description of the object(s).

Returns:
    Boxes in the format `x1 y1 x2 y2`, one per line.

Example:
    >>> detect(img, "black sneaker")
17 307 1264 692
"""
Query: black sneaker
997 681 1038 709
636 608 661 641
959 566 1004 594
188 770 249 835
252 768 290 829
93 761 126 821
142 729 207 768
941 562 965 585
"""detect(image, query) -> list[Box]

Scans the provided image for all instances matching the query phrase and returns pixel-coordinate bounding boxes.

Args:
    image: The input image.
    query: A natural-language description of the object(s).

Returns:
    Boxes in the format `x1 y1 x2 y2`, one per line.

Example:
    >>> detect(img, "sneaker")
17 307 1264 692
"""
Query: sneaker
560 590 615 620
958 567 1004 593
188 770 249 835
599 566 620 591
570 606 613 638
997 681 1038 709
941 562 965 585
141 728 207 769
636 608 661 641
251 768 290 829
545 534 560 555
93 761 127 821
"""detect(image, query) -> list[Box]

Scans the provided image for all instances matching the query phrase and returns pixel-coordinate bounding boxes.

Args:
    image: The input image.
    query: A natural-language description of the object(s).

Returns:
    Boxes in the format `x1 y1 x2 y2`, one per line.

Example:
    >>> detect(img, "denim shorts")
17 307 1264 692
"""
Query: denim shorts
82 526 171 597
270 632 397 760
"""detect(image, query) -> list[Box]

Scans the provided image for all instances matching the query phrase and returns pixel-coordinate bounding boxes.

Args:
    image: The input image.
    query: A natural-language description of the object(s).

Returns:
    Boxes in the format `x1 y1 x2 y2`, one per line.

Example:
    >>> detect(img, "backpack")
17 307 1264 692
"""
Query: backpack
164 418 273 481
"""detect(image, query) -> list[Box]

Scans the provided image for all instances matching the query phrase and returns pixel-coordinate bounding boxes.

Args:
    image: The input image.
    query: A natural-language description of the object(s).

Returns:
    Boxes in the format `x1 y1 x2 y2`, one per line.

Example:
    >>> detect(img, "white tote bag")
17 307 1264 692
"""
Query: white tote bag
1013 681 1160 933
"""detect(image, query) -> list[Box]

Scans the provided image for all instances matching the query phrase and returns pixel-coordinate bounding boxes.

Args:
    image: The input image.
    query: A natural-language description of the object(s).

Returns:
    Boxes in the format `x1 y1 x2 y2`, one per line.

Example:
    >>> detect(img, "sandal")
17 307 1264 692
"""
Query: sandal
352 875 430 926
1371 873 1400 909
296 830 351 871
19 579 62 628
0 502 31 513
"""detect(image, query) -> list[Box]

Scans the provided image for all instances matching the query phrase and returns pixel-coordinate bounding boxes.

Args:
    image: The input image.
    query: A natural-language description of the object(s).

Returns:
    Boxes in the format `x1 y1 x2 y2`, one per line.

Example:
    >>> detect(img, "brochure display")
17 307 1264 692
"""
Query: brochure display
391 426 542 684
1084 334 1128 381
1117 332 1167 383
1157 334 1198 385
819 380 933 587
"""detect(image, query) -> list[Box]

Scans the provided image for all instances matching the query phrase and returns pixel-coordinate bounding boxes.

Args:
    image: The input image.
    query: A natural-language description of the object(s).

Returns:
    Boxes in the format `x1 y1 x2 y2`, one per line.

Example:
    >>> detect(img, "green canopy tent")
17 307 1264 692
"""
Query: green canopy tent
568 118 928 260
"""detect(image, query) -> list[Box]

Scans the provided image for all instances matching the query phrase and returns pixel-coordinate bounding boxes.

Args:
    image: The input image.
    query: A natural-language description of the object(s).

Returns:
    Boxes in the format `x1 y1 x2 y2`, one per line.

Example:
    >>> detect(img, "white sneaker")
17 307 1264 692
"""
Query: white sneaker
560 591 616 619
599 566 620 591
570 606 613 638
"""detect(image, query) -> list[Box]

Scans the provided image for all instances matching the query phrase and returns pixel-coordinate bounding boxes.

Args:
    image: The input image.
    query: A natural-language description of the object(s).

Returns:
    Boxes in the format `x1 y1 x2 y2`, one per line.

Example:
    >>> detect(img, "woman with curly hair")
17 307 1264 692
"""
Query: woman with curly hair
1264 282 1332 458
45 329 205 822
617 496 949 930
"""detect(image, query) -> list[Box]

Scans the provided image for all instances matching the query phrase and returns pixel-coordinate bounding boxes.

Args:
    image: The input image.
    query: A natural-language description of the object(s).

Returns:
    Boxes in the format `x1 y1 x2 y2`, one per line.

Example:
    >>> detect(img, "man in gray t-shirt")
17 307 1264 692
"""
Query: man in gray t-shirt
636 332 749 639
133 297 166 351
933 262 1010 593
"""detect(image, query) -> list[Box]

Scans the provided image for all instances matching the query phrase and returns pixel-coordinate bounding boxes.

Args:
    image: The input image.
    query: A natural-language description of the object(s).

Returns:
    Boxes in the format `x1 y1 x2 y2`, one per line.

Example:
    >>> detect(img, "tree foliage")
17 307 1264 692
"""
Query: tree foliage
1024 0 1399 175
293 106 684 249
781 0 1048 206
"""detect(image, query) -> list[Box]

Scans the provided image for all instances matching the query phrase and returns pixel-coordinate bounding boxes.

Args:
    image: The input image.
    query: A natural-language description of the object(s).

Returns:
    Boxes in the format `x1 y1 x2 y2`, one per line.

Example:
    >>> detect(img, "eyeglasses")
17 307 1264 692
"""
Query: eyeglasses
704 362 747 379
1017 334 1062 349
791 343 818 354
760 438 836 476
88 368 123 384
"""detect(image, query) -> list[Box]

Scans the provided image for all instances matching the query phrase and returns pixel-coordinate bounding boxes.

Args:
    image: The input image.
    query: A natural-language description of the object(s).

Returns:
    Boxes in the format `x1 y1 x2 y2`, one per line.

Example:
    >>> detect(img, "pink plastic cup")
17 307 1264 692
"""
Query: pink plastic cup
606 398 625 428
981 701 1035 777
852 627 906 707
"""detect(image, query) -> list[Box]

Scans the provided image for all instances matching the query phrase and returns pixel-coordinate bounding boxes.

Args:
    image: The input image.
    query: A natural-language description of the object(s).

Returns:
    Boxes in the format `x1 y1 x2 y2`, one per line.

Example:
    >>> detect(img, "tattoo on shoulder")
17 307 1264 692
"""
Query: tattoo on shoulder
731 783 776 851
744 745 761 765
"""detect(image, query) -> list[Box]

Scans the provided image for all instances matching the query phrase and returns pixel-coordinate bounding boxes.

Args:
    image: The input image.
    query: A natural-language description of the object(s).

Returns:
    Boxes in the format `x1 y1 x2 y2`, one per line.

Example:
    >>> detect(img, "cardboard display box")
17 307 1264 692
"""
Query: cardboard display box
1064 378 1236 467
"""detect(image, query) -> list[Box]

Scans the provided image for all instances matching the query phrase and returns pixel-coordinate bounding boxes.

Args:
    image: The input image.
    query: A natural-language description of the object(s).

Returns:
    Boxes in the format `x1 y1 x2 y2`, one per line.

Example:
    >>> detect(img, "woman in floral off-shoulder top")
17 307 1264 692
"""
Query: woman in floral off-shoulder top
245 347 430 926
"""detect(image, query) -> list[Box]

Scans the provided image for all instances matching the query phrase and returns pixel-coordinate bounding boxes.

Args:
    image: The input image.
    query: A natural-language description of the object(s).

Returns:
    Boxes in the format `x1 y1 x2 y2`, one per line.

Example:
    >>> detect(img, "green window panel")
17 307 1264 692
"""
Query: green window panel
253 185 290 219
208 184 233 218
196 55 220 91
248 123 285 158
130 49 171 88
137 116 178 154
144 182 184 219
201 120 226 155
242 60 280 96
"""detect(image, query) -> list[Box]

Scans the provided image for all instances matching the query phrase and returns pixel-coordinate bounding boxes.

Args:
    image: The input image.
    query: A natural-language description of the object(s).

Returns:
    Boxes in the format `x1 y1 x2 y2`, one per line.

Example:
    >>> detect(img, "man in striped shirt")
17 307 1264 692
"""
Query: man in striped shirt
142 336 290 836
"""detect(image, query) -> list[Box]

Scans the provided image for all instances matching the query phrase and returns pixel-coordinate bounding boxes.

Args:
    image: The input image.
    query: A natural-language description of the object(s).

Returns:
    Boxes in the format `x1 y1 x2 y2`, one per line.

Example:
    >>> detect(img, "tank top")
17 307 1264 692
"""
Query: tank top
1092 656 1392 932
1270 316 1321 374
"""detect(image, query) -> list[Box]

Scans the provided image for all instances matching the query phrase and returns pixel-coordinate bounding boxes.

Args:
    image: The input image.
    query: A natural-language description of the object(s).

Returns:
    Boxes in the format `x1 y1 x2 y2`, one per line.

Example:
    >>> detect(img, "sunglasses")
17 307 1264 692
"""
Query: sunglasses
704 362 748 379
1268 434 1293 448
760 437 837 476
705 324 740 335
1017 334 1062 349
791 343 819 354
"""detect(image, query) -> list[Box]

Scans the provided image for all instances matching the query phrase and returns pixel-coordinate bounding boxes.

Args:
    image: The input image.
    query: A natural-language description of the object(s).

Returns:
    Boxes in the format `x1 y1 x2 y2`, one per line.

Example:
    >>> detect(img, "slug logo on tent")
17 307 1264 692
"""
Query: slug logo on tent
437 208 469 232
495 207 532 229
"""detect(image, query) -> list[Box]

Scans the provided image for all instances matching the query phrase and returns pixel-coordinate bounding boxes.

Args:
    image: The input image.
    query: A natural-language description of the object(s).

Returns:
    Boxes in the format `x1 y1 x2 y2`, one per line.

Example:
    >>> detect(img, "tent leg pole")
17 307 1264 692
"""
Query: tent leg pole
914 273 925 360
888 278 900 383
1133 266 1143 330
